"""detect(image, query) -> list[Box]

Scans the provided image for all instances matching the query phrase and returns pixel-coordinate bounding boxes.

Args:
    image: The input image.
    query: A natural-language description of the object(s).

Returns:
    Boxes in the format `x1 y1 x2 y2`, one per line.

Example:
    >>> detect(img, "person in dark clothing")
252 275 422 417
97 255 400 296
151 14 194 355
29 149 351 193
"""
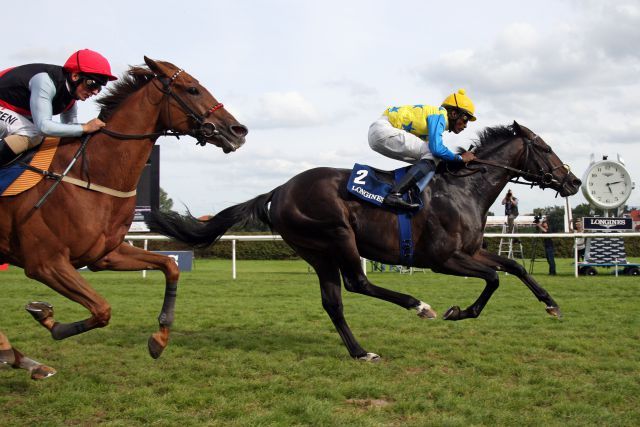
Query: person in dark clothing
501 189 519 233
536 218 556 275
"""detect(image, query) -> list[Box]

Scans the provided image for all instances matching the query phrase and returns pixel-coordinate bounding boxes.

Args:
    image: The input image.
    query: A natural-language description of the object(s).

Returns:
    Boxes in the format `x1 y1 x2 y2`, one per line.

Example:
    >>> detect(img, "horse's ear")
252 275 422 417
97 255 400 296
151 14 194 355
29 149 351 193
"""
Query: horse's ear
144 56 162 76
512 121 523 135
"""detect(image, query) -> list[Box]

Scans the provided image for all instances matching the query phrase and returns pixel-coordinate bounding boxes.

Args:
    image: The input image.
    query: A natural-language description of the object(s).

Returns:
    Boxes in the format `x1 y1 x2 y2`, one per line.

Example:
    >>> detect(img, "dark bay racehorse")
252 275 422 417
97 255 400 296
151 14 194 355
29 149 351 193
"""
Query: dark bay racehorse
0 57 247 379
147 122 580 361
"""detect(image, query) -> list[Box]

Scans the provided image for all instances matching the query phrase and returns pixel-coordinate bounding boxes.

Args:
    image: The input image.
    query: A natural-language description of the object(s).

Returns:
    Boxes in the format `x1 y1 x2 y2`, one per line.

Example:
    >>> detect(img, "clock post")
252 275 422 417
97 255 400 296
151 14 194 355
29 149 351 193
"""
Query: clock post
577 154 637 276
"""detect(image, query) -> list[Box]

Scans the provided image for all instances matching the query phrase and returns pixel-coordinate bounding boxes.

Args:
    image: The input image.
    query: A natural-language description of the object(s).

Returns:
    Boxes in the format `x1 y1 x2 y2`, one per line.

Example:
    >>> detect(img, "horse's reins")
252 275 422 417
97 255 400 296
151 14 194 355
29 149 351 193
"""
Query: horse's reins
31 67 223 208
451 135 571 192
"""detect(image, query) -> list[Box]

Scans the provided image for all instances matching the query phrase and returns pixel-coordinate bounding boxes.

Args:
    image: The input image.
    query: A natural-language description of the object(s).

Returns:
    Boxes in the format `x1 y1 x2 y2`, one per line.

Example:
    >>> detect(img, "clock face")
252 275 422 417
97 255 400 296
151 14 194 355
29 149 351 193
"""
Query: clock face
581 160 633 209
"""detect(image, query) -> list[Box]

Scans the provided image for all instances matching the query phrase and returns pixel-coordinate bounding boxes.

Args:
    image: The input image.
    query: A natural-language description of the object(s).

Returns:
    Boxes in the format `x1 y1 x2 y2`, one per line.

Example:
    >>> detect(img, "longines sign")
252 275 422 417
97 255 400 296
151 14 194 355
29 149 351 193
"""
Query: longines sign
583 217 633 230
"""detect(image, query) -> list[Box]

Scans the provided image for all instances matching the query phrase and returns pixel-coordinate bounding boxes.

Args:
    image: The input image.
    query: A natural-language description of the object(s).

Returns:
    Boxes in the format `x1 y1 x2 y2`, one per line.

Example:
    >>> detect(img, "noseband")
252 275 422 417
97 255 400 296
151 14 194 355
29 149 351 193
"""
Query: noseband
100 68 224 145
155 68 224 146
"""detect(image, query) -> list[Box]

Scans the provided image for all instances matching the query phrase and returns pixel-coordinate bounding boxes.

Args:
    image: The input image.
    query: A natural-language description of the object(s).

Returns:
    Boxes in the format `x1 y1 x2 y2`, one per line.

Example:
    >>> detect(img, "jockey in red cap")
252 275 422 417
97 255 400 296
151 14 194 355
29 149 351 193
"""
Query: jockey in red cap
0 49 117 165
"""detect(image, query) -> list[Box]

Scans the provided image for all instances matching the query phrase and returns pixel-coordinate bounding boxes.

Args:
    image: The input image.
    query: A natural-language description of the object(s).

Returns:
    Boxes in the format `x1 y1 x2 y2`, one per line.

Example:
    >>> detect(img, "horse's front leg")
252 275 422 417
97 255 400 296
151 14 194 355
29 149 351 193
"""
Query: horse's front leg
473 249 562 318
0 331 56 380
88 242 180 359
431 252 501 321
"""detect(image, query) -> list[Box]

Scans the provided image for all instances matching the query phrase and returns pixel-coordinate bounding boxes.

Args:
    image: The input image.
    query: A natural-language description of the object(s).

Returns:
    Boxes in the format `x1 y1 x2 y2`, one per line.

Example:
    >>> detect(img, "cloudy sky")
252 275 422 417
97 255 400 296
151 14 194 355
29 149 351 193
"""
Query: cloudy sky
4 0 639 217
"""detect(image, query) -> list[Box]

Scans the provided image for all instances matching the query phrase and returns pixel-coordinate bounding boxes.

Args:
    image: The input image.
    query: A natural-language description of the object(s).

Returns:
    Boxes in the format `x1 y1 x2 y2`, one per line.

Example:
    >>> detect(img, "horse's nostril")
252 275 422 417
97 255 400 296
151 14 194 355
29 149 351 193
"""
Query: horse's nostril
231 124 248 138
573 179 582 187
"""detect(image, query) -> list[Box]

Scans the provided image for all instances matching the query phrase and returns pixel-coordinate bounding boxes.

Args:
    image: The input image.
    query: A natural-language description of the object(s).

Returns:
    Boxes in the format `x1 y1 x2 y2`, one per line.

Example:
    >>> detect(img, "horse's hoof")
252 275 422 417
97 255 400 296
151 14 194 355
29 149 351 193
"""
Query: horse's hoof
357 352 381 362
25 301 54 322
417 307 437 319
148 336 166 359
415 302 437 319
30 365 56 380
443 306 461 321
545 306 563 319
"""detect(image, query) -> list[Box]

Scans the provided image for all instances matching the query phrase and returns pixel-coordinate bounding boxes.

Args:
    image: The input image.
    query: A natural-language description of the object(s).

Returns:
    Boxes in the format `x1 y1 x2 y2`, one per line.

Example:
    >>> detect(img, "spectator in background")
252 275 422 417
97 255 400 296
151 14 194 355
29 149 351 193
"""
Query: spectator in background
536 217 556 275
501 189 519 242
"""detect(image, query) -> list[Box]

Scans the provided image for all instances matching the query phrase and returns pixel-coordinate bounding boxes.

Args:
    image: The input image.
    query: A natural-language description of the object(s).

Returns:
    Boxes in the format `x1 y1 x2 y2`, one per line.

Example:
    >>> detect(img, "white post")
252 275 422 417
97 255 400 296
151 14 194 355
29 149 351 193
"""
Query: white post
143 239 148 279
574 239 579 278
564 197 573 232
232 239 237 280
361 258 367 276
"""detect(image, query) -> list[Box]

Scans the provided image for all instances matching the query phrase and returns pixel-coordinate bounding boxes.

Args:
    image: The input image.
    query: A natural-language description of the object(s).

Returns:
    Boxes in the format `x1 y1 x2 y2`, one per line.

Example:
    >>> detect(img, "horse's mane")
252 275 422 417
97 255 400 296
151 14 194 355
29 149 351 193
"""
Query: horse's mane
438 124 516 174
456 125 516 156
96 66 155 121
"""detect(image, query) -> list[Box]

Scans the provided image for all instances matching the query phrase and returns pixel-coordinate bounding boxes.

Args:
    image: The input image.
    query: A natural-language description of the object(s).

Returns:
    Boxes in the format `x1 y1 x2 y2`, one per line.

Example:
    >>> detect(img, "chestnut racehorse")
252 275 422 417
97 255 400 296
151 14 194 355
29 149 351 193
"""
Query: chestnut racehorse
0 57 247 379
147 123 580 361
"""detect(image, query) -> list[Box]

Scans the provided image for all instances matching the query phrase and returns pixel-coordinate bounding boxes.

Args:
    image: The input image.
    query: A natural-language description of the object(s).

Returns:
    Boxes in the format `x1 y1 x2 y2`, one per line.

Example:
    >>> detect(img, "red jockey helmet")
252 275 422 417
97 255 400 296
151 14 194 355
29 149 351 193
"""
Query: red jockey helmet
63 49 117 83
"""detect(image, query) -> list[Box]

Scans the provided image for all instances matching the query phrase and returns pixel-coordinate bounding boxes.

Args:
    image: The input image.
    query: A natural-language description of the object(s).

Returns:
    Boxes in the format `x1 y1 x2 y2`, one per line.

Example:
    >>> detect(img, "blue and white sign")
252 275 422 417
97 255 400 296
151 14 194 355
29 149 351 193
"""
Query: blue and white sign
154 251 194 271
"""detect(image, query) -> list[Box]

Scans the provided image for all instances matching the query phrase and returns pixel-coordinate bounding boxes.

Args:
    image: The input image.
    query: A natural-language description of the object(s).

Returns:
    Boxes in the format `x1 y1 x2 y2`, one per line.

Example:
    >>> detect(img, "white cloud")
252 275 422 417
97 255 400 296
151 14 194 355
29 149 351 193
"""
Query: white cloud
243 91 322 129
496 23 541 51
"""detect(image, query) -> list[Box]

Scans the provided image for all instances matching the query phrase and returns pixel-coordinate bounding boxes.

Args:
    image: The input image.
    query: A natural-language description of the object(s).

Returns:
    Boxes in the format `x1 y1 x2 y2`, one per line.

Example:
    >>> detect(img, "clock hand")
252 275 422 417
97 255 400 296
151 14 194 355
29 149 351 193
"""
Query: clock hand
606 183 613 193
607 181 624 185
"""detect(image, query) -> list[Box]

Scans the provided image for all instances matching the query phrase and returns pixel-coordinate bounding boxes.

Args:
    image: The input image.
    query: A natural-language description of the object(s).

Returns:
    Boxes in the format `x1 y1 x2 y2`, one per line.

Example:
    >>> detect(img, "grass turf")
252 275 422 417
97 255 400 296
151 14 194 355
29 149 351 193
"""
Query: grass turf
1 259 639 426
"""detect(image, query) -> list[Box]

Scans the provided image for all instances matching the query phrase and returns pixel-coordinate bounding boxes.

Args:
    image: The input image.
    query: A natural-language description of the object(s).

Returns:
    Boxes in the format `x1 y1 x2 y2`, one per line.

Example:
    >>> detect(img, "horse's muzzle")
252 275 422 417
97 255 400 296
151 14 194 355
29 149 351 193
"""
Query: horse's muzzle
559 175 582 197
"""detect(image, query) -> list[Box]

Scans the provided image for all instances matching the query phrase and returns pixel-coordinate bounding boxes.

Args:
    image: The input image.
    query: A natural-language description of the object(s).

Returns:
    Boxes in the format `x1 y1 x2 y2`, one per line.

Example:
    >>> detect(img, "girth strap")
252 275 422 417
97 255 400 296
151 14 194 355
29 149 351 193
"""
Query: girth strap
393 168 414 266
60 175 136 198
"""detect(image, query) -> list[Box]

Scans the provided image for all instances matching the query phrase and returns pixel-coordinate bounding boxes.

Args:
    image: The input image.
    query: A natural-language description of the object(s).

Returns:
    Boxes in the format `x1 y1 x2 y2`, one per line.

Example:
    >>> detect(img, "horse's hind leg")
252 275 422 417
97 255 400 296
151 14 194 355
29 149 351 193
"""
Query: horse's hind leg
302 253 376 361
88 242 180 359
0 330 56 380
473 249 561 318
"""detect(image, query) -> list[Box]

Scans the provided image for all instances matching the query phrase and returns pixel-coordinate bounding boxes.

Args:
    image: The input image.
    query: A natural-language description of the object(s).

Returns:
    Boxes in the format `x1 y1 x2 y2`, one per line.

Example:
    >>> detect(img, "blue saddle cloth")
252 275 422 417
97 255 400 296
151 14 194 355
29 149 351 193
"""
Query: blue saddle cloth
346 163 423 209
0 151 36 194
346 163 422 266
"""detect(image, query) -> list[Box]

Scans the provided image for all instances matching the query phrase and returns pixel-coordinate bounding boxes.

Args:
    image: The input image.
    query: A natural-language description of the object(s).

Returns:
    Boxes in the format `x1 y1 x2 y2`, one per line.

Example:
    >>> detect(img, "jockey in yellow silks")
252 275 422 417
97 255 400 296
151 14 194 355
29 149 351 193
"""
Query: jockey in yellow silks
367 89 477 209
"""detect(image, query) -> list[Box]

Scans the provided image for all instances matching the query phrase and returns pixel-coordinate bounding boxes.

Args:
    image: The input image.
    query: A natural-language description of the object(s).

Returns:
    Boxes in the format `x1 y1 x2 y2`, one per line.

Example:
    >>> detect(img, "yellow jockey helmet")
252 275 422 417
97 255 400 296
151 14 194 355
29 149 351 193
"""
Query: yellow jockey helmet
441 89 476 121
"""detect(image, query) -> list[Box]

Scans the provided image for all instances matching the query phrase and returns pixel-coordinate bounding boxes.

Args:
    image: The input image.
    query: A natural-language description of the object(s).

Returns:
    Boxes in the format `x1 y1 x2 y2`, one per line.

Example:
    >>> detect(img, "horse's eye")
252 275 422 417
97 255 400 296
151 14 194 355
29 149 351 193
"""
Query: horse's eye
187 87 199 95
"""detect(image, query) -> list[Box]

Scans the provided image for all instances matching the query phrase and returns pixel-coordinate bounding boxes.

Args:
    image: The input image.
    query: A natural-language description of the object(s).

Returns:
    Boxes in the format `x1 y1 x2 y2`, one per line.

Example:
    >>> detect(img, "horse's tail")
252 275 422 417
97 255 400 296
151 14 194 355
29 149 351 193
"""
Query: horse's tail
146 190 276 248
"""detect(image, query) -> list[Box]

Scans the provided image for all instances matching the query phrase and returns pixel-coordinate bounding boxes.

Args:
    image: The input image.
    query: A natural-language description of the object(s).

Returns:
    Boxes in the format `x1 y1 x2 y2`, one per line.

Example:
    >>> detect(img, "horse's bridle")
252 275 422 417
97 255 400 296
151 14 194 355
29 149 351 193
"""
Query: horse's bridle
99 68 224 146
459 134 571 191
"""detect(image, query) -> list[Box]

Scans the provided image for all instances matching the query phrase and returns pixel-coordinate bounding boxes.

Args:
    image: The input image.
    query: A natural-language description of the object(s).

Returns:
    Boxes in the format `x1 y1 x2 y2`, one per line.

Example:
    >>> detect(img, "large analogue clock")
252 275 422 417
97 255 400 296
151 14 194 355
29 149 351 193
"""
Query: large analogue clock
581 158 633 210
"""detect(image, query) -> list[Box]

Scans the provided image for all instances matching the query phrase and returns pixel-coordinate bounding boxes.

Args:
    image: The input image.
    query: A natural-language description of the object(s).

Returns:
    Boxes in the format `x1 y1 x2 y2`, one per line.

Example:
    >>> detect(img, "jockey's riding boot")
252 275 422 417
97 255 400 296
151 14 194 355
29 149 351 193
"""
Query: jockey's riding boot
383 159 436 210
0 138 18 167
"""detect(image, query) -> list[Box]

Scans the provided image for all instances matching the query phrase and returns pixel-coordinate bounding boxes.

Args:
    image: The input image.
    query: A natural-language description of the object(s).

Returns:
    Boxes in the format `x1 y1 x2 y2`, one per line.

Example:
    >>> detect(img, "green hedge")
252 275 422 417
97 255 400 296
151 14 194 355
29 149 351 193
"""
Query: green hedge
146 233 640 260
147 235 298 260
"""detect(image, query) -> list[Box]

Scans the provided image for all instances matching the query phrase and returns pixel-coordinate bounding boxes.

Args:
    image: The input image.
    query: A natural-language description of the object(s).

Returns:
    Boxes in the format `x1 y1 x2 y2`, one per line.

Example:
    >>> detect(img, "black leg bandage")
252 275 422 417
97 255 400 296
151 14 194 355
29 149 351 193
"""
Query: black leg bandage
51 320 89 340
158 282 178 327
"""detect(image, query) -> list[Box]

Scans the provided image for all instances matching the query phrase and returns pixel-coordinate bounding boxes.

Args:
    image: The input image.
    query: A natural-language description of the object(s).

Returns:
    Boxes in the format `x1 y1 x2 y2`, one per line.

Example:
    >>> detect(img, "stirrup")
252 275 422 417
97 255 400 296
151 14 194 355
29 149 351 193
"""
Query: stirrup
382 192 419 210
